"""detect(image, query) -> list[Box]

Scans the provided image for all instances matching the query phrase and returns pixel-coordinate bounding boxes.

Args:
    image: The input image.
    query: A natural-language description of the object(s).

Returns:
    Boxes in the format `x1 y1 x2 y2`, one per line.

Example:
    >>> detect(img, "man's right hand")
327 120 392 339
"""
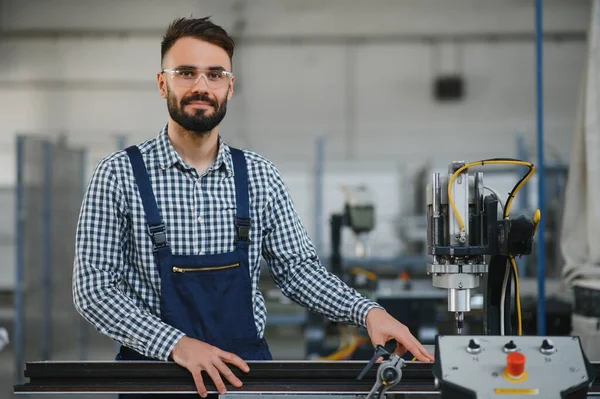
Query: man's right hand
170 336 250 398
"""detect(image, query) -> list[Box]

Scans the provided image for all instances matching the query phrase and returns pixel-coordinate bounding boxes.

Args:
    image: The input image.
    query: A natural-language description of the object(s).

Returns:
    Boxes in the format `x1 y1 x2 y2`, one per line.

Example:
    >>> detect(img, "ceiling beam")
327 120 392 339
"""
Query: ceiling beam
0 29 586 44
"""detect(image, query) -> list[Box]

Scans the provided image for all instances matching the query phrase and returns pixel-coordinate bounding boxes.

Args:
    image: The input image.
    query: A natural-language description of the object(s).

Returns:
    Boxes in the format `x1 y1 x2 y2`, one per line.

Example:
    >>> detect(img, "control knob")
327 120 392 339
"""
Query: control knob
466 339 481 354
503 340 517 353
540 339 556 355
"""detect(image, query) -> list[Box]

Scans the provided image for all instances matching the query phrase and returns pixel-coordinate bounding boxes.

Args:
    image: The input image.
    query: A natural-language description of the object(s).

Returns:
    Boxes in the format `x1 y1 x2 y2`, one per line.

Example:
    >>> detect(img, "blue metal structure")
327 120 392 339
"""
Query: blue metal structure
535 0 546 335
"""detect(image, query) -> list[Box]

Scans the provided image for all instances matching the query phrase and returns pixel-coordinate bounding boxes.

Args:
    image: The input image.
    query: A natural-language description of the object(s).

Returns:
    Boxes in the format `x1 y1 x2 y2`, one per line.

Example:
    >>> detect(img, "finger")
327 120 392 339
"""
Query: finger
393 343 407 357
215 359 243 388
205 365 227 396
190 370 208 398
405 338 433 362
409 338 434 362
423 347 435 362
396 328 433 363
220 350 250 373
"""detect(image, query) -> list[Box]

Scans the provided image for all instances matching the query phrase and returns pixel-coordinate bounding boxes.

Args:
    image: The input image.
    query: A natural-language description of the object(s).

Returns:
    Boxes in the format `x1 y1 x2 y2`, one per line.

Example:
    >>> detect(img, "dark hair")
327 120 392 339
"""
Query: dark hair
161 16 235 66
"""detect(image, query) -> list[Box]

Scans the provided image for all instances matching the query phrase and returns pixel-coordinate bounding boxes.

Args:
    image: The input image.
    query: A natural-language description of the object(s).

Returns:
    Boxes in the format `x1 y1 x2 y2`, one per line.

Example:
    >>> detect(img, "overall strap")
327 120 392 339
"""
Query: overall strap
125 146 169 252
229 147 251 243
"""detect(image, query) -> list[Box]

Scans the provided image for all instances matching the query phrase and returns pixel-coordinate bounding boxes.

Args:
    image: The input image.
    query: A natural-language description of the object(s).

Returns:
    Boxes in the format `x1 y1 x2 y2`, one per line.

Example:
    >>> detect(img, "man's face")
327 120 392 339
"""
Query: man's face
158 37 234 135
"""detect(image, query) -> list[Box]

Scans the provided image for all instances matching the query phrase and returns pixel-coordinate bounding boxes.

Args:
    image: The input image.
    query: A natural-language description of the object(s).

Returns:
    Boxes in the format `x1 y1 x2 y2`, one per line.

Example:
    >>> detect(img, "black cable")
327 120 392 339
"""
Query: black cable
502 163 534 336
503 165 535 219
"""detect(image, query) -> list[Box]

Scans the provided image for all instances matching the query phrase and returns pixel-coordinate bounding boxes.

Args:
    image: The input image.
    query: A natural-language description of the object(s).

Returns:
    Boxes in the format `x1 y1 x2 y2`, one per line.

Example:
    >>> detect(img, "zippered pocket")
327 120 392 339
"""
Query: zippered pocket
172 263 240 273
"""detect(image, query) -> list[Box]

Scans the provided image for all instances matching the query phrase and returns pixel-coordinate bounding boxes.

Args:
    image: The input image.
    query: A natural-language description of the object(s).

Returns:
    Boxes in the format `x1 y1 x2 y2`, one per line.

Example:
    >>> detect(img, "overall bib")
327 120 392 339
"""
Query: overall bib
117 145 272 398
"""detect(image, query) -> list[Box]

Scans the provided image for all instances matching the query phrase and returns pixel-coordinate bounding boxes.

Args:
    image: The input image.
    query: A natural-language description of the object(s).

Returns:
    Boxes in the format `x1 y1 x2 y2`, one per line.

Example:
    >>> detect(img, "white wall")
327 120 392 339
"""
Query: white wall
0 0 590 261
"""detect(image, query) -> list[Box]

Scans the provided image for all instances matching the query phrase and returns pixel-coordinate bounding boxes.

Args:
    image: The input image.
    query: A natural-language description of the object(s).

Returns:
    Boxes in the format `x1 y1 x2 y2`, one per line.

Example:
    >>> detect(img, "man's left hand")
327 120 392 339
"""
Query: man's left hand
365 307 435 363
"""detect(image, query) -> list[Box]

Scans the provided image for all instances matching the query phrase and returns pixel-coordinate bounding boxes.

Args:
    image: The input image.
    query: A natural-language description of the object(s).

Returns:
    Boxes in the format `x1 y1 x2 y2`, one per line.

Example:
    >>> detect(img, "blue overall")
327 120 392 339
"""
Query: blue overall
117 145 272 398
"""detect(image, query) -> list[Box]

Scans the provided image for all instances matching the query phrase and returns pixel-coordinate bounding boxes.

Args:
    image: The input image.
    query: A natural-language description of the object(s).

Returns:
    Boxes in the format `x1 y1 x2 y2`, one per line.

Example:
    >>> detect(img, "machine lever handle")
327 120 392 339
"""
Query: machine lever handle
357 344 391 380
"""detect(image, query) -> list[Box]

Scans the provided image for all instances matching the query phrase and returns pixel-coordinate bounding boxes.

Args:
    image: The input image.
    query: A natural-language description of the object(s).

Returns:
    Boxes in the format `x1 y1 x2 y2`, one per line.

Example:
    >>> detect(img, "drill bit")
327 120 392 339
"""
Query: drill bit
455 312 464 335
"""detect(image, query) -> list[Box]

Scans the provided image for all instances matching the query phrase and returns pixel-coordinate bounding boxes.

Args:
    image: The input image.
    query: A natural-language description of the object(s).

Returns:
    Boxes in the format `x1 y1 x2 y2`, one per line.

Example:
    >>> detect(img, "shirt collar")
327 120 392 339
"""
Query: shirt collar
155 124 234 177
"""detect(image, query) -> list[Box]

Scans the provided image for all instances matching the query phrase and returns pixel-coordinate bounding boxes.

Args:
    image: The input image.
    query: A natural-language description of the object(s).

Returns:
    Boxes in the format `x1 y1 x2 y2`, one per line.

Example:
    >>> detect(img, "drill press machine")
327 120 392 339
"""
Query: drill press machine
426 160 538 335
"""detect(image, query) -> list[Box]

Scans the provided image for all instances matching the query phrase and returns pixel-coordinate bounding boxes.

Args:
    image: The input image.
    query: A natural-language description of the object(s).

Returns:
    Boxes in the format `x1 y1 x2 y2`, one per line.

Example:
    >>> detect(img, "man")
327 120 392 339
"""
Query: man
73 16 434 399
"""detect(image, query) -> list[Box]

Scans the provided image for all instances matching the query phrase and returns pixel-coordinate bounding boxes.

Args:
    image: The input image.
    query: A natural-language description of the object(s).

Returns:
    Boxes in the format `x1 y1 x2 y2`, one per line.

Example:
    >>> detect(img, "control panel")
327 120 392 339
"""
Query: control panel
432 335 595 399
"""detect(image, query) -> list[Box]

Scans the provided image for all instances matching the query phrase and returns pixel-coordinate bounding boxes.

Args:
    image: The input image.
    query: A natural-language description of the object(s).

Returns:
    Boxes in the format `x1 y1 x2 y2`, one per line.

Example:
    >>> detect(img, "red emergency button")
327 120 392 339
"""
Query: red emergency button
506 352 526 378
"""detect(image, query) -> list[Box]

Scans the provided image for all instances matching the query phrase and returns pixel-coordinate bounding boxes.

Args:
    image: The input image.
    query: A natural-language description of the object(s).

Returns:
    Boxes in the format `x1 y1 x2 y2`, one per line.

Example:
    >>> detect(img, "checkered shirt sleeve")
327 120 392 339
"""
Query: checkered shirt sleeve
261 165 382 327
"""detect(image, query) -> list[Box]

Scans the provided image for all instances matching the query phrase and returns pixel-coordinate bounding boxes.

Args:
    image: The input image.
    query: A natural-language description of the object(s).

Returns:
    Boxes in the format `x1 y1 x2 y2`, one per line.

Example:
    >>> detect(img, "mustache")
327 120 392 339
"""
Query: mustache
181 94 217 108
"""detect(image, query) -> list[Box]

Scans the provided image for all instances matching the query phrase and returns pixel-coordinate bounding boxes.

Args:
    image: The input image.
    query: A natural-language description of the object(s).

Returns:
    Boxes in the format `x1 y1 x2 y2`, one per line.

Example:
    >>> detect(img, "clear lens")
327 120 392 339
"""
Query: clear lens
167 69 231 89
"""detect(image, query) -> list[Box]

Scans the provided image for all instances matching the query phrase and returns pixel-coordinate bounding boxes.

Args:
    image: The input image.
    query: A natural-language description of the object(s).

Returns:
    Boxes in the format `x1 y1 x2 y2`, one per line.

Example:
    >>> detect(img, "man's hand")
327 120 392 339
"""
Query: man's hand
365 307 435 363
170 336 250 397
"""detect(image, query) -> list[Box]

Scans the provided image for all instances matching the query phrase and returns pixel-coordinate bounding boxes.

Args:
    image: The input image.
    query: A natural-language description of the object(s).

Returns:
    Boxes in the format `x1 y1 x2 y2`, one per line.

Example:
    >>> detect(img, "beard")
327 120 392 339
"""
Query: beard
167 88 228 135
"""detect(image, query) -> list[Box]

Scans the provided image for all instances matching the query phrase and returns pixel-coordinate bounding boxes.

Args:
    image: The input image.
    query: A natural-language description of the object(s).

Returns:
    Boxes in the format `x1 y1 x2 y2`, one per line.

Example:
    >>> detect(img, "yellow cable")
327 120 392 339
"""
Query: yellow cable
532 208 541 235
318 326 347 361
349 267 378 281
334 336 368 360
318 328 369 360
447 160 535 231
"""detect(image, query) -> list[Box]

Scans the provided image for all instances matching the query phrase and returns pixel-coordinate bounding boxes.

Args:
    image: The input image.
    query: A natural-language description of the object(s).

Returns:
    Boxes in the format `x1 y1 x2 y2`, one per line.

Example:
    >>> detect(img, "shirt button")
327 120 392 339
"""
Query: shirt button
197 216 203 222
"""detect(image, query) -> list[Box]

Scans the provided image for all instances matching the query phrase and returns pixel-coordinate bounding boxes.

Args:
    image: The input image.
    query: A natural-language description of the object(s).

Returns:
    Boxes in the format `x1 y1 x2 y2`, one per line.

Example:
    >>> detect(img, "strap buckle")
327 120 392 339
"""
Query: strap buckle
147 223 168 249
236 217 251 242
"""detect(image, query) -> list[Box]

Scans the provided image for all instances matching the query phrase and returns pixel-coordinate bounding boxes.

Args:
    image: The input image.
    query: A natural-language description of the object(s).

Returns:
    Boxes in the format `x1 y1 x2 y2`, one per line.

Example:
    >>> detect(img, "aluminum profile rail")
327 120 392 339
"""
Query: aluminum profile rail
13 360 600 396
14 360 438 395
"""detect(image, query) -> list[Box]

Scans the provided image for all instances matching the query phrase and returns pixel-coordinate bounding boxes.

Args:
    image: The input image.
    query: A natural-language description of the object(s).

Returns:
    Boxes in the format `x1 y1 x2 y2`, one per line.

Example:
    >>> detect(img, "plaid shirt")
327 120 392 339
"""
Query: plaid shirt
73 125 380 361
